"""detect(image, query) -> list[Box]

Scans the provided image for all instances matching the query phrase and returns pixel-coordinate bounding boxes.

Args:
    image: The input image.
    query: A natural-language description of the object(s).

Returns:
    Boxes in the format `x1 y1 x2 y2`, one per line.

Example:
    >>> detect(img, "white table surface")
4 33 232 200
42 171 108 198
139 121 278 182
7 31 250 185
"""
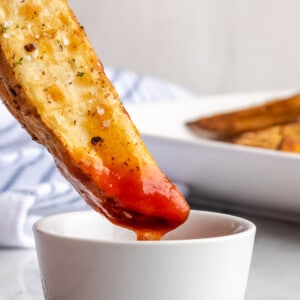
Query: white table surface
1 210 300 300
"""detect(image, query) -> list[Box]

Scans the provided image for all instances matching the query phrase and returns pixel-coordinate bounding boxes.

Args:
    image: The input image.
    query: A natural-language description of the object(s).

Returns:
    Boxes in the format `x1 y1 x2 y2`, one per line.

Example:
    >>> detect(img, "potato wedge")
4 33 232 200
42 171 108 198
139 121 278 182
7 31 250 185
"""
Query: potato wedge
187 94 300 138
0 0 189 239
279 137 300 153
232 125 283 150
232 122 300 152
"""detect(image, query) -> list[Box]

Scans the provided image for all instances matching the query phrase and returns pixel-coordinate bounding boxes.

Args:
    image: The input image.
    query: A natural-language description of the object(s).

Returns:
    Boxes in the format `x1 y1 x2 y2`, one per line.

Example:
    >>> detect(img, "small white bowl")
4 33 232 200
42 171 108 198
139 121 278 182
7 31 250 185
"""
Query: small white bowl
33 210 256 300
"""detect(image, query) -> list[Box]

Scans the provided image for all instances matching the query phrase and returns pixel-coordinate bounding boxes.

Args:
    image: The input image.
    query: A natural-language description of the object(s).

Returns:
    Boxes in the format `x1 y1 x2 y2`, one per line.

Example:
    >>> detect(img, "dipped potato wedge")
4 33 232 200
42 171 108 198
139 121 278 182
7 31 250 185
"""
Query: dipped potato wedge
0 0 189 239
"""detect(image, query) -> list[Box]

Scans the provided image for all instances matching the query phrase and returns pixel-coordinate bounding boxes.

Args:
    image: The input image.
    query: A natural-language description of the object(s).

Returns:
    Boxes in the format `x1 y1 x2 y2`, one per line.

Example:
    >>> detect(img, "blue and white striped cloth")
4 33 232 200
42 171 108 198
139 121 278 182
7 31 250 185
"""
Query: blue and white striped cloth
0 68 193 248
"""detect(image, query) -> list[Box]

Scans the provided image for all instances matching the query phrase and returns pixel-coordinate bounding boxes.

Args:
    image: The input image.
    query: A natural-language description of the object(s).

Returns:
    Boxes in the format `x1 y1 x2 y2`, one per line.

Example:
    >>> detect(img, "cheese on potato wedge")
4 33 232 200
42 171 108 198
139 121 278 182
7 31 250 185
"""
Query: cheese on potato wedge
0 0 189 240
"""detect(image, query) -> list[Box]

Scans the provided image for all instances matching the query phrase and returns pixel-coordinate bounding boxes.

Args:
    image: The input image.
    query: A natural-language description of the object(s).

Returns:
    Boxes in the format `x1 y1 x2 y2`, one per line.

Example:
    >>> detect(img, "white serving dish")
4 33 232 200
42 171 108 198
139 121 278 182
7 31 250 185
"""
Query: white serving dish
126 89 300 220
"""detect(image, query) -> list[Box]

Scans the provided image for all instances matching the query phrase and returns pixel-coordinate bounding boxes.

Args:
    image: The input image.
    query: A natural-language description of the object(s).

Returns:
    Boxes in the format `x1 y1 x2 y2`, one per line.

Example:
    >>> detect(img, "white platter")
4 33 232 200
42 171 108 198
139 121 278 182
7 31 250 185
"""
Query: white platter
126 90 300 220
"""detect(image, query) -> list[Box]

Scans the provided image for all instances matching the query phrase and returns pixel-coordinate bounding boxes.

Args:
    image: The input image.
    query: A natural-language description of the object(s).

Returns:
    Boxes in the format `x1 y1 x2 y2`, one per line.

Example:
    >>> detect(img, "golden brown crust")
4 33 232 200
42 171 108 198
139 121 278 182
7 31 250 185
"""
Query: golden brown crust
232 122 300 152
187 94 300 138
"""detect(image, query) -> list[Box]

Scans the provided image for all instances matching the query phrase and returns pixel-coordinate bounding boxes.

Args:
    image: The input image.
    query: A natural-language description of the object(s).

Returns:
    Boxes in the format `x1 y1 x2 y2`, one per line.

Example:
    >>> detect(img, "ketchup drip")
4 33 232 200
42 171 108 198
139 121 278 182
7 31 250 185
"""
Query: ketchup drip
83 162 190 240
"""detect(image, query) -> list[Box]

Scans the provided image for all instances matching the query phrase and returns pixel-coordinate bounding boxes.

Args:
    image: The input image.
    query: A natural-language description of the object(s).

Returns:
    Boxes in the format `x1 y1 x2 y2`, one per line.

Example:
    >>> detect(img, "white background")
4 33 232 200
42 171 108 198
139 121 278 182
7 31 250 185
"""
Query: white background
70 0 300 95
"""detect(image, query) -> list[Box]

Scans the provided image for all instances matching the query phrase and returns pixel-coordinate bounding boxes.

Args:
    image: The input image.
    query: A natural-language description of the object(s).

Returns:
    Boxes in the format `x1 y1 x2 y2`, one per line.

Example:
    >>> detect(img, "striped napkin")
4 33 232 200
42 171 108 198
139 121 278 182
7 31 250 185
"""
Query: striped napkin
0 68 193 248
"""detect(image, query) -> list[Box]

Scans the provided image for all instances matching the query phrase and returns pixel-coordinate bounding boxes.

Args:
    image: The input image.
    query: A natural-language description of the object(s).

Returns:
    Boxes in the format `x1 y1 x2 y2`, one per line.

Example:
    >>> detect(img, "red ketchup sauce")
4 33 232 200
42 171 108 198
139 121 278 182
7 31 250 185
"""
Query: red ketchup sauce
82 163 190 240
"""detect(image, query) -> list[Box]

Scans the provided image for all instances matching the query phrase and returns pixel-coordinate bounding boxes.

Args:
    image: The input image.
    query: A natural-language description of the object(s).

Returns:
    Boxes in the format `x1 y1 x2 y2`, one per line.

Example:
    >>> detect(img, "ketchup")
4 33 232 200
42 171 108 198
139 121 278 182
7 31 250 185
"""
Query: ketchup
81 162 190 240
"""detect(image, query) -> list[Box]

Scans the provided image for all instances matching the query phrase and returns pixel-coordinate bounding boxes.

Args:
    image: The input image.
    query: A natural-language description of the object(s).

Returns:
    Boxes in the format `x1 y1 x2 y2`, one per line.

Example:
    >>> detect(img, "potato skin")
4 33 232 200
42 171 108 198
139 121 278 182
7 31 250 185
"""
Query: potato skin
187 94 300 138
0 0 189 239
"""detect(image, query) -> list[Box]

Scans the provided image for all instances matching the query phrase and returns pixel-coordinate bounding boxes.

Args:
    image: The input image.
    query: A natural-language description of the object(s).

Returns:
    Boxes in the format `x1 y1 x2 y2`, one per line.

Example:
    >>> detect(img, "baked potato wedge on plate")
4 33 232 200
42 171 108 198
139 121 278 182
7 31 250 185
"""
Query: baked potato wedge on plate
187 93 300 138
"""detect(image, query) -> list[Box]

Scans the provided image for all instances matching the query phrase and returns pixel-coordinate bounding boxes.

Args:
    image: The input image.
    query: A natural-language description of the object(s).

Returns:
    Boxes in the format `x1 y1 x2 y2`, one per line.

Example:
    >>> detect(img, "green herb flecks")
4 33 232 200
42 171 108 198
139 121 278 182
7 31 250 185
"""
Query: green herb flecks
13 57 24 67
76 71 85 77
